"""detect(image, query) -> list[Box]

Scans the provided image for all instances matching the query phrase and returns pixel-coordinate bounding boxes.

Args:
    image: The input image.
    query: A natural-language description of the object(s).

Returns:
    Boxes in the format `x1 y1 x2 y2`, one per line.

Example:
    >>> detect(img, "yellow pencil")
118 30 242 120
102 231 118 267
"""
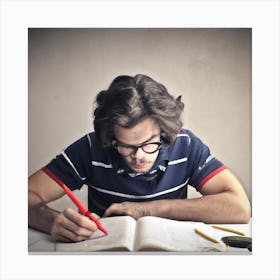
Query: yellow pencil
194 228 220 243
211 225 245 236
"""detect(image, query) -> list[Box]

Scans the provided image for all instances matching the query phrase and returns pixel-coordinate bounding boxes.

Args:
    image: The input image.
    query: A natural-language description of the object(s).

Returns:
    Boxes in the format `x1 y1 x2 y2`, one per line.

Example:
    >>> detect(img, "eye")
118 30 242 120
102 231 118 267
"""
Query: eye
142 142 162 153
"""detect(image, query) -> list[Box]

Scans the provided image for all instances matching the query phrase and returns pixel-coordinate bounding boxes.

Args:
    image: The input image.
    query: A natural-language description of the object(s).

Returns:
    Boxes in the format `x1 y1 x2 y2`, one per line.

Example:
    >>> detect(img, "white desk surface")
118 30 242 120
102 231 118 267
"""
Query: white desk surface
28 220 252 253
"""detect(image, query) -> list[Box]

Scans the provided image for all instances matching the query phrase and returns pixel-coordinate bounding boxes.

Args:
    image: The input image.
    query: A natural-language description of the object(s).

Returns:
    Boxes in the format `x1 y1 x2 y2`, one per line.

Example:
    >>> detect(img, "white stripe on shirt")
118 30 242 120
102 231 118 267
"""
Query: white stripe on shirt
199 155 215 170
61 151 87 181
168 157 188 165
89 178 189 199
86 134 92 149
177 133 191 144
91 161 113 169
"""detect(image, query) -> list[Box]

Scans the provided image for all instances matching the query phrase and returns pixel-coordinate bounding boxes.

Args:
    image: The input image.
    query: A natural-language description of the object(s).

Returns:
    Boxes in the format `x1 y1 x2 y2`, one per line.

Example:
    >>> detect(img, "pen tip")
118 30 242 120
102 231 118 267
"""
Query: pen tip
100 228 108 235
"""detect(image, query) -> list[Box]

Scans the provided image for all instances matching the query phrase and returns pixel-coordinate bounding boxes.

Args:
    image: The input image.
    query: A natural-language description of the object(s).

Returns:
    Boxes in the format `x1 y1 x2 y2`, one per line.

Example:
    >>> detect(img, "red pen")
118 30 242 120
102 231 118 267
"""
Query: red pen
42 167 108 235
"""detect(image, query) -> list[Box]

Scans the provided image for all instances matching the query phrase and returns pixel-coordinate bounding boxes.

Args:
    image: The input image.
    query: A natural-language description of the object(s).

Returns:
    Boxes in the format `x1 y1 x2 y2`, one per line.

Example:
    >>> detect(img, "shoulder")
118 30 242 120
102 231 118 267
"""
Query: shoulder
86 132 116 163
64 132 102 156
166 129 207 158
176 129 193 143
65 132 94 149
172 129 202 148
83 132 98 149
164 129 195 158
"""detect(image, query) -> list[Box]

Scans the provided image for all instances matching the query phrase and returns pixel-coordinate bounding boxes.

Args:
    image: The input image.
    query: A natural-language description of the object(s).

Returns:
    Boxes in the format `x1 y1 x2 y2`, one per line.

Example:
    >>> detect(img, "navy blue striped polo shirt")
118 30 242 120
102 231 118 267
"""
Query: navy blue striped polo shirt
43 129 226 216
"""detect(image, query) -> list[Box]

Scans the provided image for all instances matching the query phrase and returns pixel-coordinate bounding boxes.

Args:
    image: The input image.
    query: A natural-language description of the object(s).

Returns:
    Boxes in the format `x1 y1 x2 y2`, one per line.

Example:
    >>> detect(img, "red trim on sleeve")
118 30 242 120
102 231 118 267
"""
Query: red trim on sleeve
197 166 227 189
42 167 65 187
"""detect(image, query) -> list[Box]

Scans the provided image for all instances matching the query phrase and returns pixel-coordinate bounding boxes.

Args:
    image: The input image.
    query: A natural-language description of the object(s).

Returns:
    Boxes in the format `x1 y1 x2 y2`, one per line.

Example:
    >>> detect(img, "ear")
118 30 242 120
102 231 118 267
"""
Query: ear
111 139 117 146
160 132 168 143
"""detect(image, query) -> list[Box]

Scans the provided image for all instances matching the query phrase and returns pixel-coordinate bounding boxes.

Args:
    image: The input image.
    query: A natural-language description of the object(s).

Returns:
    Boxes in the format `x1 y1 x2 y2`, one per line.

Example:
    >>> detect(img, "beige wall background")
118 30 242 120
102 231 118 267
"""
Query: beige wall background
28 28 251 202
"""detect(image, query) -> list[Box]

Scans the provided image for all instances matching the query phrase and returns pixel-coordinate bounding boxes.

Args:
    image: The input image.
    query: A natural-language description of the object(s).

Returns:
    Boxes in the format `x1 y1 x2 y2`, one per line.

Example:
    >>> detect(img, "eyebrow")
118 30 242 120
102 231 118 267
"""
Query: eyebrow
116 134 160 146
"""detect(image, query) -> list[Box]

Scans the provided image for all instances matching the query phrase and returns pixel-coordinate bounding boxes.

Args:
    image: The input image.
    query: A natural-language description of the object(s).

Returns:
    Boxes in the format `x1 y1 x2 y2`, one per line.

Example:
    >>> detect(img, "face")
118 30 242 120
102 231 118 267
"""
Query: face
114 118 161 173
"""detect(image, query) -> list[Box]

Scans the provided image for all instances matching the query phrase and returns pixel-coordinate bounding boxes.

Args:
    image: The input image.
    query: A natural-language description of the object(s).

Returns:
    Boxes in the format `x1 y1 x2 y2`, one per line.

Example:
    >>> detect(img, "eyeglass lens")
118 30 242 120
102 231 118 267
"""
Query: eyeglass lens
117 142 161 156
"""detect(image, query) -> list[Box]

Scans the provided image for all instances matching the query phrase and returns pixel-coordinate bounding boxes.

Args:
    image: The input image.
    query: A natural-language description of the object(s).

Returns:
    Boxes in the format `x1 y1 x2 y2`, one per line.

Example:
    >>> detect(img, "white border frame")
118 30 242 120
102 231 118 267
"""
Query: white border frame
1 1 279 279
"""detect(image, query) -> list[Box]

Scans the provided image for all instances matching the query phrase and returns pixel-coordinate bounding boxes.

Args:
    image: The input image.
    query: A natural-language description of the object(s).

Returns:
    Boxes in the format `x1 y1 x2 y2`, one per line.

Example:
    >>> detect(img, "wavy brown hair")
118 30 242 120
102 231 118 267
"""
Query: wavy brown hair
93 74 184 148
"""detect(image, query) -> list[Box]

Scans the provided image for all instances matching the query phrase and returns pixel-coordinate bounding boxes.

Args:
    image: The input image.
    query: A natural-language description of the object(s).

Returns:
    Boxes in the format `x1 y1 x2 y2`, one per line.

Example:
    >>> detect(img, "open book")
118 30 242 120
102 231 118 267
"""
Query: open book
55 216 231 252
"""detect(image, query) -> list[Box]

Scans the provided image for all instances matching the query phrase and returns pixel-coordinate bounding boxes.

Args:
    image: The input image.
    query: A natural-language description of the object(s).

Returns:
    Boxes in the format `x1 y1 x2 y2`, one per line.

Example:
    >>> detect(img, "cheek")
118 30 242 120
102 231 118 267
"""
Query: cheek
151 152 159 162
145 151 159 164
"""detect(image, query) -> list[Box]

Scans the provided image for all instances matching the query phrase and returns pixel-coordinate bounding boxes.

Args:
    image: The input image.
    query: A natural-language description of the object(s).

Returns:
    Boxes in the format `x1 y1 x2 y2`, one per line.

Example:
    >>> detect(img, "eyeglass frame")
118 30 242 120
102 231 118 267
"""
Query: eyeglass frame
113 139 163 156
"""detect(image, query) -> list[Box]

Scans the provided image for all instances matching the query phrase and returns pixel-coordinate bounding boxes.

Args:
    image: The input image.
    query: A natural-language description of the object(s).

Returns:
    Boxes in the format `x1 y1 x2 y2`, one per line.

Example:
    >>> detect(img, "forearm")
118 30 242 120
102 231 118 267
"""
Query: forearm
148 192 251 224
28 191 60 234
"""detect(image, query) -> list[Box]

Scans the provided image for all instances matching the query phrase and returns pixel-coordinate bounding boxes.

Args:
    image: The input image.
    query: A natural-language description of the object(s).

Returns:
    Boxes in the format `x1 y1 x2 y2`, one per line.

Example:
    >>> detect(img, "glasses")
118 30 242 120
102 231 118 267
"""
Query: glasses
114 141 162 156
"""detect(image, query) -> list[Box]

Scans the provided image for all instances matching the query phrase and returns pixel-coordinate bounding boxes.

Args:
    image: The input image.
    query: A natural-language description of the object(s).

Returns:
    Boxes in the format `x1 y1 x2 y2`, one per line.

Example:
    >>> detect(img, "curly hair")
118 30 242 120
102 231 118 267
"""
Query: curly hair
93 74 184 148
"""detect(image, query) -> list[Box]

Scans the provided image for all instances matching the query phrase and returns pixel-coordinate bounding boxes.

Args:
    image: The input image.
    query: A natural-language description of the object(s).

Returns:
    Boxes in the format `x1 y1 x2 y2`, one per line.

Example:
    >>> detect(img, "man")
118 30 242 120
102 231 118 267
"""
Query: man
28 74 251 242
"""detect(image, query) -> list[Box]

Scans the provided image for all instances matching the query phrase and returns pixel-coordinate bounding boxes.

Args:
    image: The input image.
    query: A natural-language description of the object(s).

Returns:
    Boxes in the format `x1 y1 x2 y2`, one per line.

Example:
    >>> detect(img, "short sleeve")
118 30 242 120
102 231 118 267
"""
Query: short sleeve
43 134 92 190
187 133 226 189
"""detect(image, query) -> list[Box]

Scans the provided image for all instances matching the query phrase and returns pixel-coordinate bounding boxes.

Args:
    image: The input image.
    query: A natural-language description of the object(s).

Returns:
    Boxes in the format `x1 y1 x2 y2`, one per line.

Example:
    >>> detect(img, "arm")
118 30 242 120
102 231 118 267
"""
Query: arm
28 169 98 241
103 169 251 223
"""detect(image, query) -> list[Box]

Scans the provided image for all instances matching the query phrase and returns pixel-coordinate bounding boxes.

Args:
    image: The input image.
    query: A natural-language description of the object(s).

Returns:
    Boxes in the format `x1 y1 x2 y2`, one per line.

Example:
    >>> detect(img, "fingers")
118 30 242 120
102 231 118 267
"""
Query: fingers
64 208 98 232
103 203 132 218
51 208 99 242
103 202 148 220
51 226 81 242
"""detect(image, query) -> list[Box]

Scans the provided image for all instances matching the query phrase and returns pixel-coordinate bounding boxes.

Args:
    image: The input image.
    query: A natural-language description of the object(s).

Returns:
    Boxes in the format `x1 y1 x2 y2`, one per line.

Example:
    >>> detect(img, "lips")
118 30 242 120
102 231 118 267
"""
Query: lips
132 163 148 170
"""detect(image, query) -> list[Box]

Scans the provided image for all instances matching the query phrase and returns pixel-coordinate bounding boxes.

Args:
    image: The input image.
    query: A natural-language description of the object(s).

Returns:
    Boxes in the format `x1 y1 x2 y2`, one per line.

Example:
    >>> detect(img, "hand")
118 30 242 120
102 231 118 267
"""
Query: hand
103 201 150 220
50 208 99 242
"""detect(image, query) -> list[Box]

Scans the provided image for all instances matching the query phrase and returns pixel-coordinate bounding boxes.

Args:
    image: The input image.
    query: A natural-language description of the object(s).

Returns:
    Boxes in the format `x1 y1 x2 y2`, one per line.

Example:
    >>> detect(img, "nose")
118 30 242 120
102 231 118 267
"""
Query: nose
131 147 145 159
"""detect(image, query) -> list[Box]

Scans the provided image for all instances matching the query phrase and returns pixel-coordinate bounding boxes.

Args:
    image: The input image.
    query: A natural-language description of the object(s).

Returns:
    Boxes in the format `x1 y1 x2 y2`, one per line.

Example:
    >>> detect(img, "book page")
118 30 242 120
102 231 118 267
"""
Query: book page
55 216 136 252
133 216 227 252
